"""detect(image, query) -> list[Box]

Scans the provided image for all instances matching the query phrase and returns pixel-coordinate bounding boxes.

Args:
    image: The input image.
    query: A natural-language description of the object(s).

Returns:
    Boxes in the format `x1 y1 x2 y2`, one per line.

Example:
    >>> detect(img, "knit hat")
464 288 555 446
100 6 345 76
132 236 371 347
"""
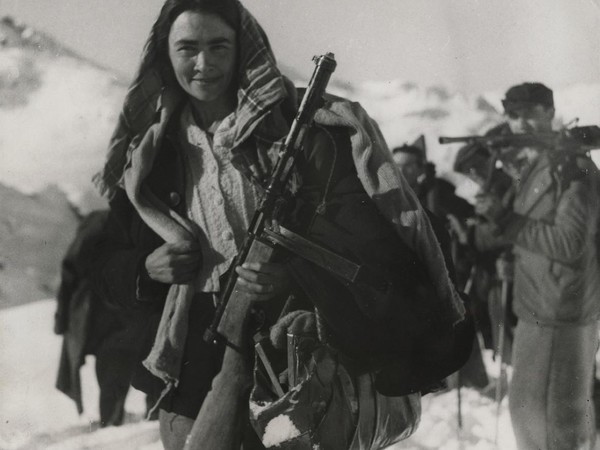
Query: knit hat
502 82 554 113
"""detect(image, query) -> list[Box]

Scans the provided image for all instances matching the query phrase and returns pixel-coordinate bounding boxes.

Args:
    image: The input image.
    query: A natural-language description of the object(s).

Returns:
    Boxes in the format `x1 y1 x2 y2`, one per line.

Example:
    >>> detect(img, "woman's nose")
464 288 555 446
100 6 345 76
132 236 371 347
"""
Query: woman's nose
194 51 210 71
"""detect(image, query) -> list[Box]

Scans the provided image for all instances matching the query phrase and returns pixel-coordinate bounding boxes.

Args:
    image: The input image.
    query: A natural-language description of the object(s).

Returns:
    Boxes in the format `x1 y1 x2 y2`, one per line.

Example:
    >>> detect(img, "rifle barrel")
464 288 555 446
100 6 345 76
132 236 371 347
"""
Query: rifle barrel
438 136 482 145
438 132 557 147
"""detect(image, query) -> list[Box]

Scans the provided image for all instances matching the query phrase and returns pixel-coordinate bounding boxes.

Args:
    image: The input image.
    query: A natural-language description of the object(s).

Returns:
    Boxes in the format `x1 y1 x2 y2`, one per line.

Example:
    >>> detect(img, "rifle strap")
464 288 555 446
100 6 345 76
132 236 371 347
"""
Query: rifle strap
307 124 340 228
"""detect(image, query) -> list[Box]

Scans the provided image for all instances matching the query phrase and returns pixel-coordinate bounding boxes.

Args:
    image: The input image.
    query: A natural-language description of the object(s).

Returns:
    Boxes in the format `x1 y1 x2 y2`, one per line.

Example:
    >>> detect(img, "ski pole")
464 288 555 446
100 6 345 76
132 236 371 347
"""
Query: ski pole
494 251 513 446
448 231 464 432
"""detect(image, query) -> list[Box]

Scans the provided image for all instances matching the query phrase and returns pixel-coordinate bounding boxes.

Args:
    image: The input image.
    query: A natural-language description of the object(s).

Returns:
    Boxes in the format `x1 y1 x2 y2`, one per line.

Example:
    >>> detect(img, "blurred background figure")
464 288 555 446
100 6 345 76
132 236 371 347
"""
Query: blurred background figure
451 134 517 393
392 136 473 288
54 210 155 427
392 136 473 226
448 134 517 408
393 137 488 391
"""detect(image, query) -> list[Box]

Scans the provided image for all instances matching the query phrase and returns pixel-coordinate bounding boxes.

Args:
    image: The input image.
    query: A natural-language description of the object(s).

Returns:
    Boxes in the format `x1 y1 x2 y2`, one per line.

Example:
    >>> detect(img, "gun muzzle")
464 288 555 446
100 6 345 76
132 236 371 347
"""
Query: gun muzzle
439 136 476 145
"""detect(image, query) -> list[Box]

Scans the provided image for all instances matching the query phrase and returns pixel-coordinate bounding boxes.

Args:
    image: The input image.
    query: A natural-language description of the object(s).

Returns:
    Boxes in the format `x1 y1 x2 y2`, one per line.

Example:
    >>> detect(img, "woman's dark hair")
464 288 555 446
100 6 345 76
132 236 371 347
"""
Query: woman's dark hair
136 0 240 83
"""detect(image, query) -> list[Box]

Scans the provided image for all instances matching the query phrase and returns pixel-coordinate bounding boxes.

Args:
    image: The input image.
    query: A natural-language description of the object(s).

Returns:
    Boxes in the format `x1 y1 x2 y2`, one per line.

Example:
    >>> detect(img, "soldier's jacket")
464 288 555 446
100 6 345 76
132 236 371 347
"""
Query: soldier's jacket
491 152 600 325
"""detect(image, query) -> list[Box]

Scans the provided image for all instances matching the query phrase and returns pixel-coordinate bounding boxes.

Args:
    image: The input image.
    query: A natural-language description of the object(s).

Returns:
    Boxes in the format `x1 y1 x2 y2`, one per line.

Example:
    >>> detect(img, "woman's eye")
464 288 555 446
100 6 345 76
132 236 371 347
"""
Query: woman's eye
178 46 197 54
212 45 229 54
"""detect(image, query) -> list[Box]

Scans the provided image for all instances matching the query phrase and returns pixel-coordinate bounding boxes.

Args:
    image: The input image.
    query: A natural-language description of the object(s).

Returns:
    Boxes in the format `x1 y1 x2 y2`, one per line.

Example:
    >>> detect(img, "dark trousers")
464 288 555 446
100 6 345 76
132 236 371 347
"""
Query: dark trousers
95 346 136 427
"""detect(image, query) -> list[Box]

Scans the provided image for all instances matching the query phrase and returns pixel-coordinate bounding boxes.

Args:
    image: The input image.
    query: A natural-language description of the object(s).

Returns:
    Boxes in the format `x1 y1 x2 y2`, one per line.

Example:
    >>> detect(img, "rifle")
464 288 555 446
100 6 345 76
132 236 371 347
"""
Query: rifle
439 125 600 153
184 53 337 450
441 125 600 193
203 53 337 351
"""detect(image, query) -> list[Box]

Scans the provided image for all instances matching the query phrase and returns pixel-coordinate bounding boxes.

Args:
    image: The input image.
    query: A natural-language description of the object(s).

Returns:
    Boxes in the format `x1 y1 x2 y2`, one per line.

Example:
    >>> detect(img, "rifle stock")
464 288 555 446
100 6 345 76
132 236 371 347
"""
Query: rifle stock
213 237 275 350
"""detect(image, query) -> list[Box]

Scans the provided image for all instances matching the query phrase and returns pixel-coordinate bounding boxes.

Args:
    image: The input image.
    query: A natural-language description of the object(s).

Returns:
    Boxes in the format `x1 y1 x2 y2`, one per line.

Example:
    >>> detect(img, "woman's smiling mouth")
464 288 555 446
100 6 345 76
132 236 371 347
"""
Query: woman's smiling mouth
193 76 221 85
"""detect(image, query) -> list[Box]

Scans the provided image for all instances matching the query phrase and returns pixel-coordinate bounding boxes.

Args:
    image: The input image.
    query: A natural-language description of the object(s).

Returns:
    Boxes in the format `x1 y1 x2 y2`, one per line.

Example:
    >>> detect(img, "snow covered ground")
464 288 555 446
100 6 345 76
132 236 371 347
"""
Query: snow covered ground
0 300 159 450
0 300 595 450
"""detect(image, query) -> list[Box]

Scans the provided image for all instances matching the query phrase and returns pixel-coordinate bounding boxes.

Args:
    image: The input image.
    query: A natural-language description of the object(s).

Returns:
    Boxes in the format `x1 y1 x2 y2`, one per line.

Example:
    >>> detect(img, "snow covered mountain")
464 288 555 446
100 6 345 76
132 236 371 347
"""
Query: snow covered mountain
2 15 599 211
0 16 127 211
0 16 128 306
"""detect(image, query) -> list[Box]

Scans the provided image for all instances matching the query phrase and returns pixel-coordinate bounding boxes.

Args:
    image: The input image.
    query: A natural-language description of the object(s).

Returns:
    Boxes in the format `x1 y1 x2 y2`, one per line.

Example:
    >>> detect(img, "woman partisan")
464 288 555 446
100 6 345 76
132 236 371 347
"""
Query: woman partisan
92 1 468 449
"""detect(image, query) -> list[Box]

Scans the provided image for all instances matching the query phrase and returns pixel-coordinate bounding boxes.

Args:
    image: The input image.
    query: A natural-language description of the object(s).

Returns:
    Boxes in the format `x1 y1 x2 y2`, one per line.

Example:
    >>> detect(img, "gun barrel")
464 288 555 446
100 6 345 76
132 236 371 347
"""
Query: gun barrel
439 132 558 148
267 52 336 195
438 136 481 145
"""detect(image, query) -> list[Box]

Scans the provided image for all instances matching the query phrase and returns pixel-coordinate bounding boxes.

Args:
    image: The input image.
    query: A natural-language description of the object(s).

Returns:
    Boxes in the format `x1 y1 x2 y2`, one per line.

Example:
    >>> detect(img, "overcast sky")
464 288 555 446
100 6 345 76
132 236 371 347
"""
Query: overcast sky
2 0 600 94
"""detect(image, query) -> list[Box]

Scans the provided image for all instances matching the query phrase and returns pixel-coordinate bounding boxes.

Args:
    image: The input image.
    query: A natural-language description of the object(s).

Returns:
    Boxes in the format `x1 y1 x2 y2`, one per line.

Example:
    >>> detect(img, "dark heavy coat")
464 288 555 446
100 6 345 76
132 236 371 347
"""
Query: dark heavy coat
55 210 142 420
92 122 226 420
286 125 473 396
91 128 190 400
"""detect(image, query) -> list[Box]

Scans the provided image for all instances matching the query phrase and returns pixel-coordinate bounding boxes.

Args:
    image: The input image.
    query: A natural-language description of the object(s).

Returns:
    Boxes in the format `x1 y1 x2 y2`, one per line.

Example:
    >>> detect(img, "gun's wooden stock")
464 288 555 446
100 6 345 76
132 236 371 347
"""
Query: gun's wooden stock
215 237 275 349
184 239 276 450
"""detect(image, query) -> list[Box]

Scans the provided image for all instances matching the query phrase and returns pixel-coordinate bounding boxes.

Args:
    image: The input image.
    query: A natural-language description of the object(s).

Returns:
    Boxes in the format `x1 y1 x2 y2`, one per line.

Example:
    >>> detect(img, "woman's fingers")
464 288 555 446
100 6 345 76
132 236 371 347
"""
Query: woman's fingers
236 262 285 283
145 240 202 283
234 262 290 301
236 276 275 293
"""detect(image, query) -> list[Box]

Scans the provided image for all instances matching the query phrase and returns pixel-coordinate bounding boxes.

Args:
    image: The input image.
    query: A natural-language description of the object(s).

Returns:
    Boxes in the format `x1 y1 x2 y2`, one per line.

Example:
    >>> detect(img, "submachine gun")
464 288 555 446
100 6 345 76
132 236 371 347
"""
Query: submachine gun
203 52 338 352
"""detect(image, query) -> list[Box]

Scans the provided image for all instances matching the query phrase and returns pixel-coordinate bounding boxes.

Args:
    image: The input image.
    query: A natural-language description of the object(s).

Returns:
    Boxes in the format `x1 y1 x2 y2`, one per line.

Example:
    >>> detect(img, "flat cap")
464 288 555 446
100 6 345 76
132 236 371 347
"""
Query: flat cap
502 82 554 112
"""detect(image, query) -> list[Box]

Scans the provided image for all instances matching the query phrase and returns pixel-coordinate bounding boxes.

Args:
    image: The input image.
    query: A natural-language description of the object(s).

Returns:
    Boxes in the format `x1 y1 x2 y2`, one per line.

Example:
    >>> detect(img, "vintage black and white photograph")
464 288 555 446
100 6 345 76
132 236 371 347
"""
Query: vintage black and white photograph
1 0 600 449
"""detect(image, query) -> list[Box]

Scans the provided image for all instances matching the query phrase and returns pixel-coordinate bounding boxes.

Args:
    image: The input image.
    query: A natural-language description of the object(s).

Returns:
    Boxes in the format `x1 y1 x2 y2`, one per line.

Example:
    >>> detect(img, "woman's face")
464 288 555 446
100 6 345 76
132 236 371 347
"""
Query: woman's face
168 10 237 106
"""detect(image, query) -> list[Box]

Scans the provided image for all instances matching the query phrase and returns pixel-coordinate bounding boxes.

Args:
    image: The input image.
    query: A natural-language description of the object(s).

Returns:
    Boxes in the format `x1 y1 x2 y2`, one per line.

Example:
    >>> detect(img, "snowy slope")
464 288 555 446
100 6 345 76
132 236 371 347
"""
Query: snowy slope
0 299 524 450
0 300 157 450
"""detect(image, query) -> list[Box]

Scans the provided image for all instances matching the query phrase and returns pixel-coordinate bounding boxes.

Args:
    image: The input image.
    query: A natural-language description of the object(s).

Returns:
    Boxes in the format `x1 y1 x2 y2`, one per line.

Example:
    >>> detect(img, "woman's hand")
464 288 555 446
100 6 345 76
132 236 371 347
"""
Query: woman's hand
235 262 291 301
145 241 202 284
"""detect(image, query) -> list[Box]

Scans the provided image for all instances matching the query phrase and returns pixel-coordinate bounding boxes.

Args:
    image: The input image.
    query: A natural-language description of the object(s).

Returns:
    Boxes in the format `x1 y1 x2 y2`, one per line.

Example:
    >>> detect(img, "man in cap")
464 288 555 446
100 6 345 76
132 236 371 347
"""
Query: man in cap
393 144 473 223
475 82 600 449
